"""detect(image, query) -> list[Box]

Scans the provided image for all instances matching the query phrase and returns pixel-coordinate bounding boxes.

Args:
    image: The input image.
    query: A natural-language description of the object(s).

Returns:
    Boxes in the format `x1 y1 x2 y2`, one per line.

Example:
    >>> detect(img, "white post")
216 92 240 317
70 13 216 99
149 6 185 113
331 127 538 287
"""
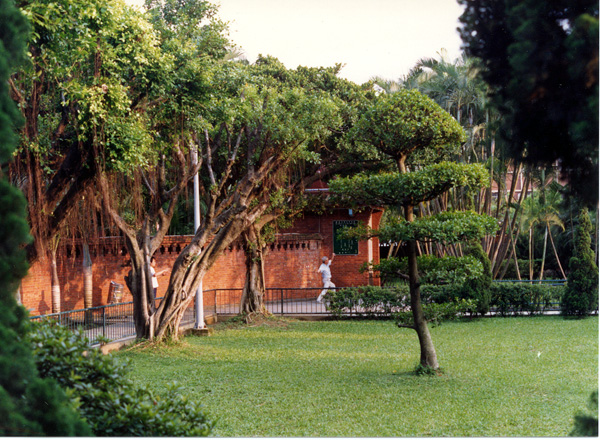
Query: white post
192 146 205 329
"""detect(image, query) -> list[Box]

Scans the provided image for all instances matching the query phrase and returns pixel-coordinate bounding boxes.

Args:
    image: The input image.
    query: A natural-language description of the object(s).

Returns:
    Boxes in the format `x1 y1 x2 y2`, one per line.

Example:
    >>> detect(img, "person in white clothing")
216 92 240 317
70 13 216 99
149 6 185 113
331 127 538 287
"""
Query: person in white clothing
150 256 168 298
316 253 335 302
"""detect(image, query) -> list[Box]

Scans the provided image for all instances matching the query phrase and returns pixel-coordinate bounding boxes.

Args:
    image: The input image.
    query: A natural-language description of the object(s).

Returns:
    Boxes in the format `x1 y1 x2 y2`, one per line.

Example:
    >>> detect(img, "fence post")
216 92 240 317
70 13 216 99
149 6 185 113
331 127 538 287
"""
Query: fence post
280 289 284 316
102 307 106 338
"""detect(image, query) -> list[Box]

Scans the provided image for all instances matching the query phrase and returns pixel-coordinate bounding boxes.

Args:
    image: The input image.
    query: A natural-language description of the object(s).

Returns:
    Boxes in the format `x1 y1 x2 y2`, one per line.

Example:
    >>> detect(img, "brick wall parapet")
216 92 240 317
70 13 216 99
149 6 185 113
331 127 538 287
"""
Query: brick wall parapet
21 209 380 315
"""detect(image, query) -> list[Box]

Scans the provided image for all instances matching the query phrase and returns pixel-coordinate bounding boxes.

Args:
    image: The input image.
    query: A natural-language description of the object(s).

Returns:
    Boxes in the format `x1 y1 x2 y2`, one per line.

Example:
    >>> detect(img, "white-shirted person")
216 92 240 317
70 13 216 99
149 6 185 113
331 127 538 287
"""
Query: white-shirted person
317 253 335 303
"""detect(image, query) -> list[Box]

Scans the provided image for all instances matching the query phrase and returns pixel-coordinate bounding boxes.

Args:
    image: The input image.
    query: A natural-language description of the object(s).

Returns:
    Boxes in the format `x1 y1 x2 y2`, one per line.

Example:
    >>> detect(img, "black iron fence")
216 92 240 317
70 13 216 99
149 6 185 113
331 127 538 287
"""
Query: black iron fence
209 287 335 316
29 280 569 344
30 298 196 344
493 279 566 286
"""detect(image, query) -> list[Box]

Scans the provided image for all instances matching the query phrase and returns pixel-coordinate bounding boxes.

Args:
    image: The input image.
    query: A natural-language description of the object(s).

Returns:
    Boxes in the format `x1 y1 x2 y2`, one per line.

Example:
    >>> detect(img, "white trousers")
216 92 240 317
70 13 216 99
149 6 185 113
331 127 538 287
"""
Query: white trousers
317 279 335 302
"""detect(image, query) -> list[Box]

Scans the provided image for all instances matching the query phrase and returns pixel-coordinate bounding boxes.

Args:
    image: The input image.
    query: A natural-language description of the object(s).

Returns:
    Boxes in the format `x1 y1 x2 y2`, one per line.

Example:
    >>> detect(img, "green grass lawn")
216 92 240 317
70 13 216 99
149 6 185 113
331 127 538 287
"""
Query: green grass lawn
117 316 598 437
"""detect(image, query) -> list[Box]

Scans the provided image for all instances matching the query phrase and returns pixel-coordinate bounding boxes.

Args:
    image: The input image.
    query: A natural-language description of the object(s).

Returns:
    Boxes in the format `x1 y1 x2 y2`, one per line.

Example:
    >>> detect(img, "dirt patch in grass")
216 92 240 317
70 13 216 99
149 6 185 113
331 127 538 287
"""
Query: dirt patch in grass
215 312 298 330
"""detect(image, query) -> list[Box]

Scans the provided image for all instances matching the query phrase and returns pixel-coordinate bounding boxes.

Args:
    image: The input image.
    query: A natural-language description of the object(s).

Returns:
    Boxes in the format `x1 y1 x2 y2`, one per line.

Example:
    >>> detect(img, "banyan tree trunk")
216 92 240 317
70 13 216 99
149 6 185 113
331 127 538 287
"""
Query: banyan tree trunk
50 248 61 313
239 228 268 316
154 216 257 341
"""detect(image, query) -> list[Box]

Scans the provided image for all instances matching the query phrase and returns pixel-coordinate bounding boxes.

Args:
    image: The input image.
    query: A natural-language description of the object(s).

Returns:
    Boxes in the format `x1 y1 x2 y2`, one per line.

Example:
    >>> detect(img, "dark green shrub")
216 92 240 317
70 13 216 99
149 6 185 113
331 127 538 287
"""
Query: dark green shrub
421 284 465 303
328 286 474 326
29 321 214 436
326 286 408 318
364 255 484 286
570 390 598 436
395 299 475 327
462 241 493 315
490 283 562 316
0 1 90 435
562 208 599 317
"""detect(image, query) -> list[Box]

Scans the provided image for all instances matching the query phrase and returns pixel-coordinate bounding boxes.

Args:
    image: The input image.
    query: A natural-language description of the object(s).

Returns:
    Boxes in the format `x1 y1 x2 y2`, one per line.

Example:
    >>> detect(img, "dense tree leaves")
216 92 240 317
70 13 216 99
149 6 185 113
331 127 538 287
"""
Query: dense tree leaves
370 255 485 286
336 210 497 245
376 211 498 244
12 0 168 261
348 89 466 170
329 162 489 207
458 0 599 205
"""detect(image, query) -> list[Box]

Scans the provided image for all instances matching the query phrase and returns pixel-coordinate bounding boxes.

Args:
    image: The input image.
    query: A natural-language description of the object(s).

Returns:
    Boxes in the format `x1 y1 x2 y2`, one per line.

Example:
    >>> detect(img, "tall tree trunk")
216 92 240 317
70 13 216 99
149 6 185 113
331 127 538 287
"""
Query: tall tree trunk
528 229 534 281
538 224 549 281
239 226 268 316
396 154 439 370
123 240 154 339
548 226 566 279
156 215 260 340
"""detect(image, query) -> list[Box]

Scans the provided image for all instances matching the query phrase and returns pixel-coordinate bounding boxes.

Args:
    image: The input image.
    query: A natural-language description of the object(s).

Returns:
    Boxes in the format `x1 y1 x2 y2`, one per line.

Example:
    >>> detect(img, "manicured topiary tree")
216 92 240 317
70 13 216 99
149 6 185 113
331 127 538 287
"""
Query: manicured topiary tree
330 90 498 371
561 208 598 317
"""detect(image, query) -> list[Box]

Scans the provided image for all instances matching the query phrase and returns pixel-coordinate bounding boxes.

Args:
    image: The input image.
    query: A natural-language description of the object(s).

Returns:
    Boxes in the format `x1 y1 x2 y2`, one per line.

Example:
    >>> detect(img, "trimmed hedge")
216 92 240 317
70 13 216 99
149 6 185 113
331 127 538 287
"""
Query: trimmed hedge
326 282 564 320
326 285 407 318
489 283 562 316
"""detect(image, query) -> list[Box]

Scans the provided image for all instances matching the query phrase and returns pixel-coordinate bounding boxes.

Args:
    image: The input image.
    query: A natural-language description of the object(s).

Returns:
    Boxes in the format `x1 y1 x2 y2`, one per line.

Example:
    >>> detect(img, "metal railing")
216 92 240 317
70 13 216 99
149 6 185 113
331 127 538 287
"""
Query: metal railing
30 297 196 344
493 279 566 286
208 287 335 316
29 280 571 344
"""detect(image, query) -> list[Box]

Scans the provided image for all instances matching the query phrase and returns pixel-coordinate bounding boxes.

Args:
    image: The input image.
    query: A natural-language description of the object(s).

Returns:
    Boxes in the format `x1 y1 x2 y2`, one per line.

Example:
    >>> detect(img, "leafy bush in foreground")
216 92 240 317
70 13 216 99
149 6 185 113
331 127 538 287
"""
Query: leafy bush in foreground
28 321 214 436
570 390 598 436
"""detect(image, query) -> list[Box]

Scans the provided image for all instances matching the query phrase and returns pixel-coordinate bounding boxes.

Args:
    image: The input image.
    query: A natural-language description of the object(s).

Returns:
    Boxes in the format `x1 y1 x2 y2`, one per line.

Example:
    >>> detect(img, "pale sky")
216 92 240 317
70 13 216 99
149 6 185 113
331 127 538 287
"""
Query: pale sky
127 0 466 85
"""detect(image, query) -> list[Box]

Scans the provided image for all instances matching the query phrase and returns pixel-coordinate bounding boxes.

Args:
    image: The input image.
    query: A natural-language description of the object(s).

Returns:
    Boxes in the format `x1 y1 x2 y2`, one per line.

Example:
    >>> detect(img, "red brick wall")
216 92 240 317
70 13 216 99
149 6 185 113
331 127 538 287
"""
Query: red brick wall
21 208 382 315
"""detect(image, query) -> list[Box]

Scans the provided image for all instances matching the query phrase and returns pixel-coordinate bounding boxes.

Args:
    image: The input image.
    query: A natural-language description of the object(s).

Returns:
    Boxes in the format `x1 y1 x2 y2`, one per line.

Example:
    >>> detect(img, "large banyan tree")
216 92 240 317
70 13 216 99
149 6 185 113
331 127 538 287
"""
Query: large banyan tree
330 89 498 370
98 51 369 339
10 0 169 263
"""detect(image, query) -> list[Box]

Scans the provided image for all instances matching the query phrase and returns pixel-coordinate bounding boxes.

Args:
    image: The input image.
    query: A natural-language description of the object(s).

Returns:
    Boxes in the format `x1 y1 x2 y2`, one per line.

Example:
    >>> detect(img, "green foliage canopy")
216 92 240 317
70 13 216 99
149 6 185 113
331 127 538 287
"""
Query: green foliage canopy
339 210 498 245
377 211 499 244
18 0 163 170
371 254 485 285
348 89 466 167
329 162 490 207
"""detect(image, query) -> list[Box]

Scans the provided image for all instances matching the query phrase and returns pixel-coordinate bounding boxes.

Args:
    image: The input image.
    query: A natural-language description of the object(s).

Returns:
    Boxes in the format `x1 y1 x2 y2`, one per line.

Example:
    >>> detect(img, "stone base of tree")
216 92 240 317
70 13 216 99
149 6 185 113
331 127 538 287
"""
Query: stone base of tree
187 327 214 337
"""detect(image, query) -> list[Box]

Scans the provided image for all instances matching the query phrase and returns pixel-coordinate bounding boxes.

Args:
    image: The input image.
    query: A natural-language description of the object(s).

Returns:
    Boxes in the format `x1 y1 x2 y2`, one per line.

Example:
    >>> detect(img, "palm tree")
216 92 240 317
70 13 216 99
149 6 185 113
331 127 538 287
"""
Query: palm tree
519 184 566 281
537 184 567 279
